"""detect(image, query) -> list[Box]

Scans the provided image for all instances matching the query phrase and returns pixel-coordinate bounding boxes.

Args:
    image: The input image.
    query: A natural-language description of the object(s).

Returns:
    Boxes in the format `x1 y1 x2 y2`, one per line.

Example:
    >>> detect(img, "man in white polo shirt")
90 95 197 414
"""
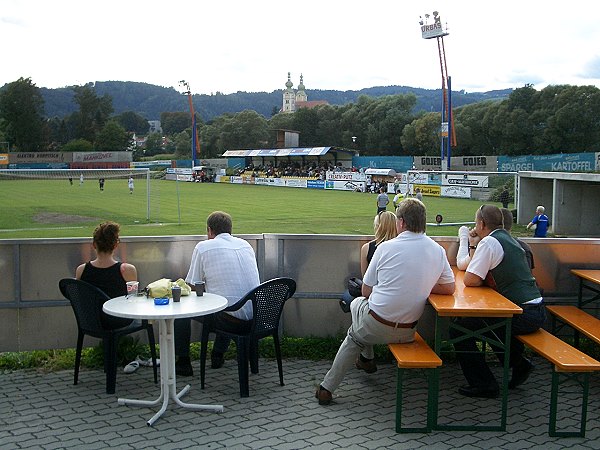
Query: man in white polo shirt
316 198 455 405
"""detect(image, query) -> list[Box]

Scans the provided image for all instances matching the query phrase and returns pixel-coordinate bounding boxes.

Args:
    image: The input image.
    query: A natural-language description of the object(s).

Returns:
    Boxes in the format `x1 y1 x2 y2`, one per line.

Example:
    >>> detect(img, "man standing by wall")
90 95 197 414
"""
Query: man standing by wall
526 205 549 237
316 198 455 405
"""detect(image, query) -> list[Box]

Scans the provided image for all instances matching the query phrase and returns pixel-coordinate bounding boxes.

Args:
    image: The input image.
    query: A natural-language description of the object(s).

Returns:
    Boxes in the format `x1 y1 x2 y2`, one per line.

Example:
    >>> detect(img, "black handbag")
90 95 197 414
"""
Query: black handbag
339 277 363 313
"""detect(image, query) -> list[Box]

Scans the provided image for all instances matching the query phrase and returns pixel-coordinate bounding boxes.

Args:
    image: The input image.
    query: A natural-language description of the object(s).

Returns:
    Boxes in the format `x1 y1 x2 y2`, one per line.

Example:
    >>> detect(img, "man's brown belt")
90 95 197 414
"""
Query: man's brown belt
368 310 418 329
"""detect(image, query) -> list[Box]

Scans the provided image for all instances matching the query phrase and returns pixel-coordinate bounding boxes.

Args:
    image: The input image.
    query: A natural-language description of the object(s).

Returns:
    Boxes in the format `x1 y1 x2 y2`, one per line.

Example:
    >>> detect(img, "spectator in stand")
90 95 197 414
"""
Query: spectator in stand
526 206 549 237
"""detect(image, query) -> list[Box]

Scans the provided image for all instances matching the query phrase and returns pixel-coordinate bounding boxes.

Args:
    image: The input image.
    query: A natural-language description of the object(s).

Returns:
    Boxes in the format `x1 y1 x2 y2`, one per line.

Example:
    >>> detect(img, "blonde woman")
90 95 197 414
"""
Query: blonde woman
360 211 398 276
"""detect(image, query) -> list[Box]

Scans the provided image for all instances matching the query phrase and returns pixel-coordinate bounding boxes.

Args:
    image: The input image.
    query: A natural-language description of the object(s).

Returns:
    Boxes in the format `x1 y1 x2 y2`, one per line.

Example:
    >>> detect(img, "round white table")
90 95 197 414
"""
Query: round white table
103 293 228 426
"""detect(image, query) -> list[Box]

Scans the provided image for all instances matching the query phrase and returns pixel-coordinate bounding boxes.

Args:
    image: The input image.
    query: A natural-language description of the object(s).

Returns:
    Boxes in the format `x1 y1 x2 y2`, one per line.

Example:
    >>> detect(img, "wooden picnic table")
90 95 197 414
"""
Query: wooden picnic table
428 268 522 432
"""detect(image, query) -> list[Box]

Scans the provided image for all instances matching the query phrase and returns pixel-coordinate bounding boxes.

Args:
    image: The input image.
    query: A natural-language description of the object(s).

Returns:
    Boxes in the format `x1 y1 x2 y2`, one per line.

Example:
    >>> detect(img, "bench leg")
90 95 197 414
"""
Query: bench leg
395 367 433 433
549 370 591 438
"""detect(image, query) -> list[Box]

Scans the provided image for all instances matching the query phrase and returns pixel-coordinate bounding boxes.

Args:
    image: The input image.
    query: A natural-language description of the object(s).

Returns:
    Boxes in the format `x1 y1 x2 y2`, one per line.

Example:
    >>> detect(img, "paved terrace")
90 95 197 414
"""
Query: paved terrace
1 357 599 449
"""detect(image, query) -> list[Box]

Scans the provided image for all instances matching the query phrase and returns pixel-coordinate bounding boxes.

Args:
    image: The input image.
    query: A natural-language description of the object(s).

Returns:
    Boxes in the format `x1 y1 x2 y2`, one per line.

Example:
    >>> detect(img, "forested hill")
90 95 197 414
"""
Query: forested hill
39 81 512 122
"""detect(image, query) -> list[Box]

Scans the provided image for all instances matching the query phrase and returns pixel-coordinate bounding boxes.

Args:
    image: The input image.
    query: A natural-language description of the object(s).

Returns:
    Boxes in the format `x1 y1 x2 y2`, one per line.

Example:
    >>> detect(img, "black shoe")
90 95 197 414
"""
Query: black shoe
315 385 332 405
175 357 193 376
339 300 351 313
458 384 499 399
355 356 377 374
509 358 534 389
211 353 224 369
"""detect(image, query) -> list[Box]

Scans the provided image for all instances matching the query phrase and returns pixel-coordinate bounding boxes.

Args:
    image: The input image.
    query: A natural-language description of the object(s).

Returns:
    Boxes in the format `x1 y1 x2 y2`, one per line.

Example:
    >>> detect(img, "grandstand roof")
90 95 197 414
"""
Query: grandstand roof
221 146 356 158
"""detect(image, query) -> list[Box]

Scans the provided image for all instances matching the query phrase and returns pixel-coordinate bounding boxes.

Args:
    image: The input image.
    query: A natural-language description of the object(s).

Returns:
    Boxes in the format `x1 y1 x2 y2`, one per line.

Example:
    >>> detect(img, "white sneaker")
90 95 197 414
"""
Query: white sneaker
136 355 160 367
123 361 140 373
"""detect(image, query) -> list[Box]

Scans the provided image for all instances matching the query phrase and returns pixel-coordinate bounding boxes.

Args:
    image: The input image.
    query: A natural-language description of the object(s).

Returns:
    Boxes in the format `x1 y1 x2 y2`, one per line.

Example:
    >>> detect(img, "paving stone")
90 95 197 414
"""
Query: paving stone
2 358 600 448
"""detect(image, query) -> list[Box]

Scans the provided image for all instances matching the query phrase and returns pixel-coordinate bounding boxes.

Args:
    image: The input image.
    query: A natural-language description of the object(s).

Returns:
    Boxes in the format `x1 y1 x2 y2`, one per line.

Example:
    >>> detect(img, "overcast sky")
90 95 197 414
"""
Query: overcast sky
2 1 600 96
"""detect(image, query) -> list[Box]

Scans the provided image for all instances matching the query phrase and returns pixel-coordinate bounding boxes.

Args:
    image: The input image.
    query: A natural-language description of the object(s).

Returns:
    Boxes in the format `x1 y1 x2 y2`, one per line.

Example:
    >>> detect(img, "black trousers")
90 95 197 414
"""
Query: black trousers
174 313 251 358
450 303 547 388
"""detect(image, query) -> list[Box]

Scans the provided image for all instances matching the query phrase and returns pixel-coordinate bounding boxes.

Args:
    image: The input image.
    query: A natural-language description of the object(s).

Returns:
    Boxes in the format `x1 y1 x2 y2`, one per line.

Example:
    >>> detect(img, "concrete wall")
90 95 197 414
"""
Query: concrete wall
1 235 599 352
518 171 600 236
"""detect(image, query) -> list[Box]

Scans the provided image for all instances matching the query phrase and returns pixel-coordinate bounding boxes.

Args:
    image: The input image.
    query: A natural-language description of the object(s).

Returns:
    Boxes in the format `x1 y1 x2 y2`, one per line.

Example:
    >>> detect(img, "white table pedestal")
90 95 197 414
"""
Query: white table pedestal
117 318 223 426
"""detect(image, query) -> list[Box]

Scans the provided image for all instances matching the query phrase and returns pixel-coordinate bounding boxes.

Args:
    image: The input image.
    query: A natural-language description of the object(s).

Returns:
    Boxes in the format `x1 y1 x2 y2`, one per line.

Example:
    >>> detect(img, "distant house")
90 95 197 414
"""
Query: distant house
133 134 147 148
281 73 328 113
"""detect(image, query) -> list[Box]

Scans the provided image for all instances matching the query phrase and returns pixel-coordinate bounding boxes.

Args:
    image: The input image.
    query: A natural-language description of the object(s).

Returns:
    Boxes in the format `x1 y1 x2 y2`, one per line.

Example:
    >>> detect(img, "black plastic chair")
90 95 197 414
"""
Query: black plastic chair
59 278 158 394
199 277 296 397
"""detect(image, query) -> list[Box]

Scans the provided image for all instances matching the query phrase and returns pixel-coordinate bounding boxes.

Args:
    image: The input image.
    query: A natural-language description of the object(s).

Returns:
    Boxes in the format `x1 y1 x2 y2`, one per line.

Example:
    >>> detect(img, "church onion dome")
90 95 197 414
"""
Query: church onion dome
298 74 305 91
285 72 293 90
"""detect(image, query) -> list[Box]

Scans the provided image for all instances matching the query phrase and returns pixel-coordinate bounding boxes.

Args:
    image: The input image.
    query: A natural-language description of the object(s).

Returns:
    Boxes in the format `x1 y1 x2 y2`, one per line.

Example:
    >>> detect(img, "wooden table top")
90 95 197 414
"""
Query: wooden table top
571 269 600 285
428 269 523 317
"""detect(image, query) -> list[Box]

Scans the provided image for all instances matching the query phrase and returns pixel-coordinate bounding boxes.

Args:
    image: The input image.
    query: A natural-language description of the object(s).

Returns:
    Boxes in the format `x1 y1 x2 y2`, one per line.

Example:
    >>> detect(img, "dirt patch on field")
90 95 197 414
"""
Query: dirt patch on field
33 212 100 224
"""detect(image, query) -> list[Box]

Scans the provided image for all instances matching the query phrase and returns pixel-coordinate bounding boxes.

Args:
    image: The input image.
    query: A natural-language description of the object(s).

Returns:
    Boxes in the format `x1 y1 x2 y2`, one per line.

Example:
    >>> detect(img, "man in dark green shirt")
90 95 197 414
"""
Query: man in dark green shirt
451 205 546 398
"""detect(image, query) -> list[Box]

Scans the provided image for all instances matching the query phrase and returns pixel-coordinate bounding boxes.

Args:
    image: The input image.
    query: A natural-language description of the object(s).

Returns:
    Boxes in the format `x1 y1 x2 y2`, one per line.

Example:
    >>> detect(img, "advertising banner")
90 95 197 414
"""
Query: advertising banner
352 156 413 173
230 176 244 184
498 153 596 172
442 174 489 187
285 179 308 188
307 180 325 189
441 185 471 198
325 180 365 191
407 172 440 185
72 152 132 163
0 154 8 165
413 155 498 172
167 168 191 174
414 184 441 196
326 171 366 181
8 152 72 163
255 177 285 187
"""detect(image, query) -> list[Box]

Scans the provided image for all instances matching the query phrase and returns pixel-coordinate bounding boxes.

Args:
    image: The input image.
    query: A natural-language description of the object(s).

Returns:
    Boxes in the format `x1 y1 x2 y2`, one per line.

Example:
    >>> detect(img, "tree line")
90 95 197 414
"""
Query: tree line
1 78 599 158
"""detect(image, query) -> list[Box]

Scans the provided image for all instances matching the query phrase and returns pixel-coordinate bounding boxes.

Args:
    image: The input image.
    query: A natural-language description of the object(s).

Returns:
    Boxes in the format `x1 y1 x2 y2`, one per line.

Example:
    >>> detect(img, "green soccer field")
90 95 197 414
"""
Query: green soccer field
0 179 516 239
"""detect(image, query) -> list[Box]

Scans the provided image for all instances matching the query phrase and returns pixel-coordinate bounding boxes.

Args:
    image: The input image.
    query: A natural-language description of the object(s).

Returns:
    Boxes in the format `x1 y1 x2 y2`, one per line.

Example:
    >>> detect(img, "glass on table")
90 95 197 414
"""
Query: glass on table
126 281 139 298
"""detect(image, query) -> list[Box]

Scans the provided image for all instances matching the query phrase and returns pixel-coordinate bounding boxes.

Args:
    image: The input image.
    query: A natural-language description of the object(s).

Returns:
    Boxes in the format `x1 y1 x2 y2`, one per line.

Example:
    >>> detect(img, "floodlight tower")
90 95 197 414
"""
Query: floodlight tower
419 11 456 170
179 80 200 163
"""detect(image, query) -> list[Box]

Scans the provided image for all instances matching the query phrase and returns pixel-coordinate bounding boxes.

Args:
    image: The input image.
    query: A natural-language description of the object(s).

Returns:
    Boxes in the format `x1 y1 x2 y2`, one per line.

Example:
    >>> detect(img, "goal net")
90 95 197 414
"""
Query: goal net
0 168 154 232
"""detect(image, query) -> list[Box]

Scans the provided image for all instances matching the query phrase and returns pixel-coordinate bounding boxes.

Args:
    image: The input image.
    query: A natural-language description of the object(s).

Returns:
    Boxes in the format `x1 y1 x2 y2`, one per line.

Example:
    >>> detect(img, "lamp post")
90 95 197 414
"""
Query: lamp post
419 11 455 170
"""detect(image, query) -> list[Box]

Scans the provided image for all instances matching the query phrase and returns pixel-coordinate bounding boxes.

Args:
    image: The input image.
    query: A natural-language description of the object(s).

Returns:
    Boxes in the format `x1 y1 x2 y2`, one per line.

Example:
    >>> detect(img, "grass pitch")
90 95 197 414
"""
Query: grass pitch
0 179 518 239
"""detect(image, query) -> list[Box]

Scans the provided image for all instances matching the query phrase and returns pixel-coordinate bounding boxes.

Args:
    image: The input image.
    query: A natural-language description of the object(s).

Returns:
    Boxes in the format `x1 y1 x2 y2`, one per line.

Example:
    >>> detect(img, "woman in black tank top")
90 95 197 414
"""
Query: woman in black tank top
75 221 138 328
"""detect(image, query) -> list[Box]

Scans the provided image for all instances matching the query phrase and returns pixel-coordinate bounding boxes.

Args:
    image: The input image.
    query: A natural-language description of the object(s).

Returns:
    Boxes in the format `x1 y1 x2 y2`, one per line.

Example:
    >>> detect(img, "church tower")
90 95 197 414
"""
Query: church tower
282 72 296 113
295 73 307 103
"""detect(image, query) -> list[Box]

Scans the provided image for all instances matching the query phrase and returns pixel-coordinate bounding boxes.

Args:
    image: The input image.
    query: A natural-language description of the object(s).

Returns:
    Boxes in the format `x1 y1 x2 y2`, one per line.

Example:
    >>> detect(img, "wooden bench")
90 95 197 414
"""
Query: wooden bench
516 328 600 437
388 332 442 433
547 304 600 347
